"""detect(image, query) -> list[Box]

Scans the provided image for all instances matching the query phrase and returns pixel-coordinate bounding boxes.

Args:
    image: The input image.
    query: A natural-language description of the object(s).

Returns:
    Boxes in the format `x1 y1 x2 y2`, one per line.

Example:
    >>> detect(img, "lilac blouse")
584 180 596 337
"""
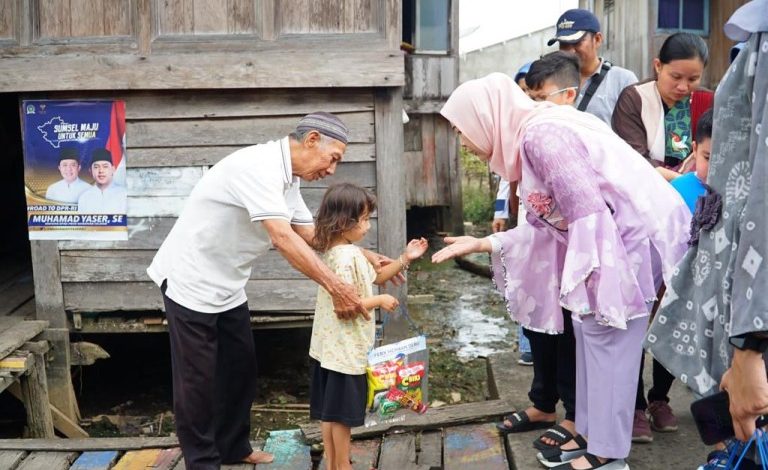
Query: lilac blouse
490 122 691 333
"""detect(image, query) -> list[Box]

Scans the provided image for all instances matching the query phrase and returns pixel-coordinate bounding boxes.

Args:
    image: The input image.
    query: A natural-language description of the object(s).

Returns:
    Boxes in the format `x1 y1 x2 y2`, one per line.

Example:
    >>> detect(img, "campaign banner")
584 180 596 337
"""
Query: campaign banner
21 100 128 240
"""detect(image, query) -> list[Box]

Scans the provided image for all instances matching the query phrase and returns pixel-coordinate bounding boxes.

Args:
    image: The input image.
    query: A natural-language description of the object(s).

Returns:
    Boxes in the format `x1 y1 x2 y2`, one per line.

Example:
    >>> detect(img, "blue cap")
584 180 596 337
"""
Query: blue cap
547 9 601 46
514 62 532 83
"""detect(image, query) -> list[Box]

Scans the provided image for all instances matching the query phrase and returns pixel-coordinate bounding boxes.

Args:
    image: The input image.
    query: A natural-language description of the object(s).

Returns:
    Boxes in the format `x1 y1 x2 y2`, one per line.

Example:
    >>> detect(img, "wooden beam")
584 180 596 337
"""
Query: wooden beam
37 328 80 424
8 382 88 438
300 399 516 443
18 353 55 438
0 321 48 361
0 437 179 452
29 241 65 328
0 50 404 92
374 87 408 340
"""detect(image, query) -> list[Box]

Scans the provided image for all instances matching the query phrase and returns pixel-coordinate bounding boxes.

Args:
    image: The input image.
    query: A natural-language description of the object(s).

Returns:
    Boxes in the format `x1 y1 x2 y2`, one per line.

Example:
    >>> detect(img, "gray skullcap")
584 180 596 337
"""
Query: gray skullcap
91 148 112 164
295 112 349 145
59 147 80 163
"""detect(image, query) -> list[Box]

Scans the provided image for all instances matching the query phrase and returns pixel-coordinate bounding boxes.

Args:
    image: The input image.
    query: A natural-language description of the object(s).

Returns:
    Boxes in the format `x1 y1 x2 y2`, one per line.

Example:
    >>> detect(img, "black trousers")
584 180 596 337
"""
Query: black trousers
163 285 257 470
635 355 675 410
525 308 576 422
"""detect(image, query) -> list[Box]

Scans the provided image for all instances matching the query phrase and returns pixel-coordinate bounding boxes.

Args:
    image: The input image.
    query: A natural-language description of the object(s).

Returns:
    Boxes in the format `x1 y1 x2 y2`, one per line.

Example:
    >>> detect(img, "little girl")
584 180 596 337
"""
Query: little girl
309 182 428 470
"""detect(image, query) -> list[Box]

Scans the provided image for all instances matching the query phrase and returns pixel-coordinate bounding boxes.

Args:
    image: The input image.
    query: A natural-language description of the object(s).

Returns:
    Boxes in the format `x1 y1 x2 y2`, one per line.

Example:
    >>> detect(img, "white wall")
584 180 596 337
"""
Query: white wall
459 27 557 83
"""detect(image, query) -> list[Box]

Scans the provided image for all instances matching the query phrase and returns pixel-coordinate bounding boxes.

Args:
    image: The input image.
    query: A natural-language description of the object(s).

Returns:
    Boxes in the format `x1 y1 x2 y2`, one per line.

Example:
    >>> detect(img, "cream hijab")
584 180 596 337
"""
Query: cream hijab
440 72 614 183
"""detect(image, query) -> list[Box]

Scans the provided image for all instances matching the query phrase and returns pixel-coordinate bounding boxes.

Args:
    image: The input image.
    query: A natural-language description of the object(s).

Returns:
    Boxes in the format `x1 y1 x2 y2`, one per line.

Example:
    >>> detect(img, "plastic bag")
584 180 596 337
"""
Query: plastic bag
725 429 768 469
364 335 429 427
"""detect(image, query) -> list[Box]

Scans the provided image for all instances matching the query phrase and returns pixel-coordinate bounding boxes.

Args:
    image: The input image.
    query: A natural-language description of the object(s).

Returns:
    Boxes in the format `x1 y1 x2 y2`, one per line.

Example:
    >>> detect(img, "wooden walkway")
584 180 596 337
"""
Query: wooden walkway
0 398 519 470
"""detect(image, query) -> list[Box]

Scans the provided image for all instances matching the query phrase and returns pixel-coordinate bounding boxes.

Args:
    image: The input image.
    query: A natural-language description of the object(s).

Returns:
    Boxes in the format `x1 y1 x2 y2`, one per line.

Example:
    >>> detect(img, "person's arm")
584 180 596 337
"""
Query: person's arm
362 294 399 312
261 219 368 320
292 224 315 246
493 179 510 233
360 249 405 286
373 238 428 284
720 348 768 440
656 166 681 182
611 85 656 165
432 236 493 263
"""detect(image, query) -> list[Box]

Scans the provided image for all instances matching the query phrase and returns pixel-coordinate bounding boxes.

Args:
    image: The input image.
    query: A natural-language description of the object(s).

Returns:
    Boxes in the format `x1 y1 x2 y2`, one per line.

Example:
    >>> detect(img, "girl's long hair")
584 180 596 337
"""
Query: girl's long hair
313 183 376 252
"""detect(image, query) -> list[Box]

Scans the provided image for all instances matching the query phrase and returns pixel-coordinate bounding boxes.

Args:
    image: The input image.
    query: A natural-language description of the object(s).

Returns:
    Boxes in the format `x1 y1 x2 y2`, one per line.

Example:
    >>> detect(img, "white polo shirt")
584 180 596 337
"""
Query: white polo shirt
46 178 91 204
77 183 128 214
147 137 314 313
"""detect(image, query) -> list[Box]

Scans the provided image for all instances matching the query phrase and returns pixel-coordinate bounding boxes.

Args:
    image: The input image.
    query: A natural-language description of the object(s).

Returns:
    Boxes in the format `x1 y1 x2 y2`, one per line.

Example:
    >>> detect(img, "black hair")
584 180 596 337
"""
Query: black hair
525 51 581 91
695 108 713 142
658 32 709 66
313 183 376 251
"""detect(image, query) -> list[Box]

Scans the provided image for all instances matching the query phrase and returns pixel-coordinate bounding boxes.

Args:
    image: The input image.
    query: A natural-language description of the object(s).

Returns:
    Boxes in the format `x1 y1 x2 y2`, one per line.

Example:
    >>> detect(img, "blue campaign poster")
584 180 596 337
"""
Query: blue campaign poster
21 100 128 240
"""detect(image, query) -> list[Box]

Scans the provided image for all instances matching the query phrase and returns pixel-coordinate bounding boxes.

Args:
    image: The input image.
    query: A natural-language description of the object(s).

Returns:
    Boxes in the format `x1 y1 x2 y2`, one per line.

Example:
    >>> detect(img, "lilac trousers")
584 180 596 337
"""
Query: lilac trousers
573 315 646 459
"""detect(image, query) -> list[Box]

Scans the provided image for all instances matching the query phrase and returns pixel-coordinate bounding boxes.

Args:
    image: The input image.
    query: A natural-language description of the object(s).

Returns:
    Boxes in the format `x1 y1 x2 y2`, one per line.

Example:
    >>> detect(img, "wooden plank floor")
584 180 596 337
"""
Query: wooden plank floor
0 404 517 469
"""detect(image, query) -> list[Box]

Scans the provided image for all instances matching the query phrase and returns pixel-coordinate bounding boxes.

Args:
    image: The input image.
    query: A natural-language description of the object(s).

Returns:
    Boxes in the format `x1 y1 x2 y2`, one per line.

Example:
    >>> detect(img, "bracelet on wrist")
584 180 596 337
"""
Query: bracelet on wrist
398 254 410 272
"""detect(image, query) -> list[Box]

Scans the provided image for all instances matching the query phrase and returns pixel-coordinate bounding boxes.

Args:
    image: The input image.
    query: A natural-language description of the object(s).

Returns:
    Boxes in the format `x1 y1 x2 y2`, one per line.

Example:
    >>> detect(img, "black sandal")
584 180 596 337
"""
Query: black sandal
495 410 556 434
537 435 589 468
533 424 576 451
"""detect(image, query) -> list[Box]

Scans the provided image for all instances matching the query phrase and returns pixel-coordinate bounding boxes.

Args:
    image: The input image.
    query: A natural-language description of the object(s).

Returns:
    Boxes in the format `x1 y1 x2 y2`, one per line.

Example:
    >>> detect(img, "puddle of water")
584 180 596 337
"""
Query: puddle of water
446 300 510 360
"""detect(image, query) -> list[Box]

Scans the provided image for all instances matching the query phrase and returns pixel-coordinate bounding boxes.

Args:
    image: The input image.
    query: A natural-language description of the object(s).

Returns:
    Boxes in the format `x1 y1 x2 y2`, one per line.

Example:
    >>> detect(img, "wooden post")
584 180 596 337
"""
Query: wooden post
375 87 409 341
19 349 55 438
30 241 80 422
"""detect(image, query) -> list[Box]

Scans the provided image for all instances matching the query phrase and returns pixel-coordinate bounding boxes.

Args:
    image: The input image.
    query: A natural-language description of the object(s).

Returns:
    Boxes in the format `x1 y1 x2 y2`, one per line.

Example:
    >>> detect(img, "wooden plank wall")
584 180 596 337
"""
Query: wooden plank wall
47 89 379 315
403 114 461 230
0 0 404 91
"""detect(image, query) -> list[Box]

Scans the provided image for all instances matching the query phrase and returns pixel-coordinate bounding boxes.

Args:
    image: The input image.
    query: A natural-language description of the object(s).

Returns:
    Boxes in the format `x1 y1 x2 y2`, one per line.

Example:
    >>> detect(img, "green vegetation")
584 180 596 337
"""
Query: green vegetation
460 148 495 226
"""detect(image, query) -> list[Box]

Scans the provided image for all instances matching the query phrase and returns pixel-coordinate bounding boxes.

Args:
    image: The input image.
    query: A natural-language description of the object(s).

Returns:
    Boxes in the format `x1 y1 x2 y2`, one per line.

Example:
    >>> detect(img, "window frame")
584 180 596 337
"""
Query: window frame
414 0 451 54
656 0 710 36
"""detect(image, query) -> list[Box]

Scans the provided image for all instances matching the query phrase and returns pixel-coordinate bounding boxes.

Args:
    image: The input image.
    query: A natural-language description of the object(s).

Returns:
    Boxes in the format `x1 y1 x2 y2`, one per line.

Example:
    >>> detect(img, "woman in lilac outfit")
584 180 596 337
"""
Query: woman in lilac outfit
432 73 691 470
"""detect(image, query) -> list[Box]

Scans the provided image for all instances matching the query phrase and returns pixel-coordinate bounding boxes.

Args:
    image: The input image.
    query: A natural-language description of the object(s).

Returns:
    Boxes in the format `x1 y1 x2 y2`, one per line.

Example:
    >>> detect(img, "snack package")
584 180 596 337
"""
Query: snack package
364 336 429 426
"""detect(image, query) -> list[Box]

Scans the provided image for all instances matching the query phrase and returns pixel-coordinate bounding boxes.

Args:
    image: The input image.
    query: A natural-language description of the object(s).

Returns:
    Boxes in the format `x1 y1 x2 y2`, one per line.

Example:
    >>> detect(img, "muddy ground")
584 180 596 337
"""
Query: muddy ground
0 226 519 439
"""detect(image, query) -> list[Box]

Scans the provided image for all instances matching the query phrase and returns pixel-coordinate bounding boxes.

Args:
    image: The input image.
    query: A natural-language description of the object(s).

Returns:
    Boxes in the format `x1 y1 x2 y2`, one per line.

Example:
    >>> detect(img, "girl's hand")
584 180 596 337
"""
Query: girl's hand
379 294 400 312
405 237 429 261
431 236 490 263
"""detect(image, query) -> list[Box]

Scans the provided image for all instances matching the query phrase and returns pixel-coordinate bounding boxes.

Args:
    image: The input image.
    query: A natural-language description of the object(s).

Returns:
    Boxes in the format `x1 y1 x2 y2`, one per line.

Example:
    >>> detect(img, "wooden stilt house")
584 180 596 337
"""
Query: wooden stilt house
0 0 406 428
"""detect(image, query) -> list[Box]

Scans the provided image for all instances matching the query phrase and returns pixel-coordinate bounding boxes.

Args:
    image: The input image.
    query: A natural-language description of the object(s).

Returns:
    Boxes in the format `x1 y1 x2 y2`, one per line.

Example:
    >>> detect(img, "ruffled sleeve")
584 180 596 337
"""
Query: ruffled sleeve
523 123 653 329
490 224 566 333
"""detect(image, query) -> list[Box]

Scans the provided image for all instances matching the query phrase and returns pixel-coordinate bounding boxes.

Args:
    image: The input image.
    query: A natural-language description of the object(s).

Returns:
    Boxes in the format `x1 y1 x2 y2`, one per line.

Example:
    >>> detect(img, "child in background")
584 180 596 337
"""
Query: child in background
525 51 581 106
669 108 712 212
309 183 428 470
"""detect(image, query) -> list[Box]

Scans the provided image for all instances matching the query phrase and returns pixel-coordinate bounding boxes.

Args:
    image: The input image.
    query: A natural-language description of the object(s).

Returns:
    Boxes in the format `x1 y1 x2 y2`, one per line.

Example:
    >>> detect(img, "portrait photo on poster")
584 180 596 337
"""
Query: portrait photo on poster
21 99 128 241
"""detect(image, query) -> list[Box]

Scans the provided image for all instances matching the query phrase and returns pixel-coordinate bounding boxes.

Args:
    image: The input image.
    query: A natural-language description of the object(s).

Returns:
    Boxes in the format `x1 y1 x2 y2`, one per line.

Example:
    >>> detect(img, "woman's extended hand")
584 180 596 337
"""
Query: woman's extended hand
431 236 491 263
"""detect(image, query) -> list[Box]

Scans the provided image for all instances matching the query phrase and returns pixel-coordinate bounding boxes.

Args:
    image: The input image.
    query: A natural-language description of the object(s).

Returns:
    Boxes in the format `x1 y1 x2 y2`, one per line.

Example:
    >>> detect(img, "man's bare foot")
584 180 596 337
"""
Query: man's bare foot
242 450 274 464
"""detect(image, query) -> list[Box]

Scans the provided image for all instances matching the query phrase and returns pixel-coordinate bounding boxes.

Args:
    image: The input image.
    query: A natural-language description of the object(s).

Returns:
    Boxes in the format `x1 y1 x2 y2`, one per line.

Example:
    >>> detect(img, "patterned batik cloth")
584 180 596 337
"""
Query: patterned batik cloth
646 32 768 396
664 95 692 162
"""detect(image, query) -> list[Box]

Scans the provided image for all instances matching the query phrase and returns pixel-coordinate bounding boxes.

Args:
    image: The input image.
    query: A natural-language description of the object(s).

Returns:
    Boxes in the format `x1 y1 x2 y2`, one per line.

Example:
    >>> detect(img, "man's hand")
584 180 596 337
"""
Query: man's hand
362 249 405 286
720 348 768 441
330 281 369 321
492 218 507 233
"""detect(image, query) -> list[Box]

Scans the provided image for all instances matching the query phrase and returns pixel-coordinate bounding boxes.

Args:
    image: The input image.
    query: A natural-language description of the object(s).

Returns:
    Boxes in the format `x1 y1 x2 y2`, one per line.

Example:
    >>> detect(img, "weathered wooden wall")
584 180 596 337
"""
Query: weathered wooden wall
0 0 404 90
31 89 378 315
590 0 748 88
401 0 462 235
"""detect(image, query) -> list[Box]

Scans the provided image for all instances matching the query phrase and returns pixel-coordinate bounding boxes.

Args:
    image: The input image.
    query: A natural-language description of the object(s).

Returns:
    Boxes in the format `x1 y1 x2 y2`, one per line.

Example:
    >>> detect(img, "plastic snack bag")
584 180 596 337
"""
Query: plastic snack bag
364 335 429 427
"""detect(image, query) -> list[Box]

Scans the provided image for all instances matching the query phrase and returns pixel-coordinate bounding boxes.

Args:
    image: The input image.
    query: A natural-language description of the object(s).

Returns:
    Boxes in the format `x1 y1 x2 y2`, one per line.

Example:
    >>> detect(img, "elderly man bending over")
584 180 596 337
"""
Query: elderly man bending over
148 112 385 469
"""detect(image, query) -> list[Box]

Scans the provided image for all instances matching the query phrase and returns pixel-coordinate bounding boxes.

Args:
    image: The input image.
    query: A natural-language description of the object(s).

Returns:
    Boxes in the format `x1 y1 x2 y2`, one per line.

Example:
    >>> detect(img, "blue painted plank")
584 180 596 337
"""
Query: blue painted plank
262 429 311 470
70 451 119 470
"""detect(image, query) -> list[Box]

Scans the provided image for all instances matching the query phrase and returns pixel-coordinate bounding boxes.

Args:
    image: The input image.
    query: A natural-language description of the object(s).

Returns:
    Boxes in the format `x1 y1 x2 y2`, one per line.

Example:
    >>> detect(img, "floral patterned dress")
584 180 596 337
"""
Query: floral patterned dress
490 120 692 334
